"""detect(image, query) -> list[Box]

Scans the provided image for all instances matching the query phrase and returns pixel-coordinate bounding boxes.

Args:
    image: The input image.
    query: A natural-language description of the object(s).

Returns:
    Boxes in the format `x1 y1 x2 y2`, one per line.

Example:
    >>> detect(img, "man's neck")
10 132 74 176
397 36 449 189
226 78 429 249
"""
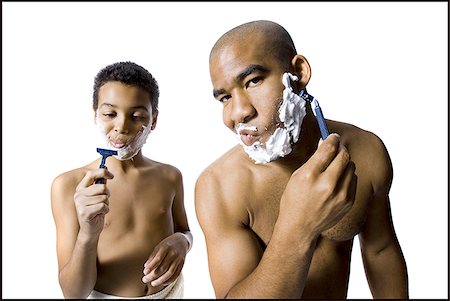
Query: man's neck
275 111 322 170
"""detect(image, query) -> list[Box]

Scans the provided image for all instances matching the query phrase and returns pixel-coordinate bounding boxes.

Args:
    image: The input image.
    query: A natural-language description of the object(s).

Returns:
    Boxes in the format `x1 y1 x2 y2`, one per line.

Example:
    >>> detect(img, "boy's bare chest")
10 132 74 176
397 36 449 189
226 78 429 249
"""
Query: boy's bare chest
97 178 175 259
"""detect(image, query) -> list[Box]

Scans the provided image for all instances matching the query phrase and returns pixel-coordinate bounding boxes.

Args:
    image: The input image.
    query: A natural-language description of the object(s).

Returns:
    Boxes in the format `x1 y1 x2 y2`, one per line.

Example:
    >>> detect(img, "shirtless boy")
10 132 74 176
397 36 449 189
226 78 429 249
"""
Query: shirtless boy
195 20 408 298
51 62 192 299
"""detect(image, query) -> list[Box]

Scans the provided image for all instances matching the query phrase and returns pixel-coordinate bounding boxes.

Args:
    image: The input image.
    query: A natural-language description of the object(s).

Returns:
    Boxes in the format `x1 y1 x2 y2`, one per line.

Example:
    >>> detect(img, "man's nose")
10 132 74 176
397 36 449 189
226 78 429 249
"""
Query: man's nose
230 91 256 124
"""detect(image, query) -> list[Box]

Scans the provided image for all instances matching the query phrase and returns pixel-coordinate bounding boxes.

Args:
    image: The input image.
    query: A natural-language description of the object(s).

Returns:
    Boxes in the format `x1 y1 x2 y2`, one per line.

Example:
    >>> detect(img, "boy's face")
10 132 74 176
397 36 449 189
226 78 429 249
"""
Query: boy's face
95 81 157 159
210 35 287 148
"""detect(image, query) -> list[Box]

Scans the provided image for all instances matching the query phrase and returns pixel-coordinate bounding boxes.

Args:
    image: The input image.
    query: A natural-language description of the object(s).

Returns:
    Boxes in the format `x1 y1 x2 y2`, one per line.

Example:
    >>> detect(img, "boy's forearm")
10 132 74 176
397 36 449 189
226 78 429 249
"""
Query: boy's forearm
59 234 99 298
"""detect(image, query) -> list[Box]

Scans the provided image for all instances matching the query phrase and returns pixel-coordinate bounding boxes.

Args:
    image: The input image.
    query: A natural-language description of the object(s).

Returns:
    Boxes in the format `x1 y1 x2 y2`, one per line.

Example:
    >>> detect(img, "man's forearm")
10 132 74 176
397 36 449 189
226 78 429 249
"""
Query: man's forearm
59 233 99 298
364 244 409 298
225 224 318 298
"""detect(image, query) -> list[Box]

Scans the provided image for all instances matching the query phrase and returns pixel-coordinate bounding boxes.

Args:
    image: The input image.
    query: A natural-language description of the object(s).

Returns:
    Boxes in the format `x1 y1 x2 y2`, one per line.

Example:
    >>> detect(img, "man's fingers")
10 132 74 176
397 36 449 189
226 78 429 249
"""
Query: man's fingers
307 133 341 173
336 161 357 208
323 143 351 181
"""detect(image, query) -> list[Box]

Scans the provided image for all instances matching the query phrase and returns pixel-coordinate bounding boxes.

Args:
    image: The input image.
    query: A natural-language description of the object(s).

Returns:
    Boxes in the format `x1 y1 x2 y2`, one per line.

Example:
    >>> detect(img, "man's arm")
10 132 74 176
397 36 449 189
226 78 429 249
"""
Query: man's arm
196 134 357 298
195 176 318 298
51 169 112 298
358 135 408 298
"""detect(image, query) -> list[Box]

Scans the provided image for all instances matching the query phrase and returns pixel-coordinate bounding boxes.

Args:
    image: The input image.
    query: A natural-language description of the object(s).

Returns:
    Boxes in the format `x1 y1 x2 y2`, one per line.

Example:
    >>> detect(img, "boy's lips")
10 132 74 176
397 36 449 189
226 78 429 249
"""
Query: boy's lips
110 140 127 149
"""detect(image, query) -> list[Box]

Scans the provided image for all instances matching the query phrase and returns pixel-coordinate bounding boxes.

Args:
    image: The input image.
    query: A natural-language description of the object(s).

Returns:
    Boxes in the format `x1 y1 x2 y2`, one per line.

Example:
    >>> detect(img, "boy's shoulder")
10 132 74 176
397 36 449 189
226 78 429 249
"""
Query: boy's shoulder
51 162 97 192
143 158 183 182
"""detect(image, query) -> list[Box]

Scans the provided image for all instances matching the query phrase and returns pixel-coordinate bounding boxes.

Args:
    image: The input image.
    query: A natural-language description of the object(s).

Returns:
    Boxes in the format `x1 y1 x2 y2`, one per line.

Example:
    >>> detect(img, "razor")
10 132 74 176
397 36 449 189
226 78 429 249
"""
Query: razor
299 90 330 140
95 148 118 184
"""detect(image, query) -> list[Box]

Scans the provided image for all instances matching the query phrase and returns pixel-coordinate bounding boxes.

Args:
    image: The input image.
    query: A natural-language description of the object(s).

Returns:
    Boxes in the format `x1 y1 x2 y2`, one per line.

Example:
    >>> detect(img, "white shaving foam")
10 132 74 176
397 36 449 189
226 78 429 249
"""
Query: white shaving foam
236 72 307 164
95 112 153 161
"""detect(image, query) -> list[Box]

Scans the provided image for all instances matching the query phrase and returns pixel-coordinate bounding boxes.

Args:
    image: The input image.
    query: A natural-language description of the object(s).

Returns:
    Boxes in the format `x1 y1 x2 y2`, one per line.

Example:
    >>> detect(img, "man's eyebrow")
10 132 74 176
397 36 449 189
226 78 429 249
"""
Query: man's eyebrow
213 88 227 99
235 64 268 83
212 65 269 99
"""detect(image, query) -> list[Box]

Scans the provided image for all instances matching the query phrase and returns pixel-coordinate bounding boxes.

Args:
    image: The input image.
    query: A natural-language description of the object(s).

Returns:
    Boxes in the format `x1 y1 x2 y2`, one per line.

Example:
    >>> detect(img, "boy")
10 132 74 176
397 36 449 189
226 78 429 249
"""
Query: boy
51 61 192 299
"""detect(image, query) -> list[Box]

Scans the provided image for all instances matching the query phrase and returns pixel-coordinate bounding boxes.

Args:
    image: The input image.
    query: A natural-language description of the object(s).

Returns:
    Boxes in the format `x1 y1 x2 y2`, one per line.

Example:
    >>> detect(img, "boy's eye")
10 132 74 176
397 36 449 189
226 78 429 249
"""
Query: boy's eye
102 112 116 118
132 115 146 121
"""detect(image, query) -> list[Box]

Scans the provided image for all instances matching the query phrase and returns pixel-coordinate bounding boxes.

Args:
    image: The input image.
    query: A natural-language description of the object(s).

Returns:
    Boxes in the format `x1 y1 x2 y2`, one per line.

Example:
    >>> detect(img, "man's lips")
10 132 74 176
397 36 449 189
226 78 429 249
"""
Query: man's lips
237 129 261 146
240 133 260 146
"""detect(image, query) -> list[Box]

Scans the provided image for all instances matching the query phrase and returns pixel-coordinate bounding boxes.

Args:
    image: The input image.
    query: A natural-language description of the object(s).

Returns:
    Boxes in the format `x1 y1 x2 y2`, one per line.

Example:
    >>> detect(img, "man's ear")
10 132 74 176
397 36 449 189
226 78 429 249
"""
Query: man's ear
291 54 311 91
151 111 158 130
93 110 98 124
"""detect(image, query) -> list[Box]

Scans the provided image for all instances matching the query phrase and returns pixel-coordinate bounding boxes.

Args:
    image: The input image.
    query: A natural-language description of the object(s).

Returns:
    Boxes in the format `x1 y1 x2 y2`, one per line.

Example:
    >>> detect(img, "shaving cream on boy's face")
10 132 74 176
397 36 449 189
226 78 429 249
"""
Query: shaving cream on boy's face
236 72 307 164
95 112 153 160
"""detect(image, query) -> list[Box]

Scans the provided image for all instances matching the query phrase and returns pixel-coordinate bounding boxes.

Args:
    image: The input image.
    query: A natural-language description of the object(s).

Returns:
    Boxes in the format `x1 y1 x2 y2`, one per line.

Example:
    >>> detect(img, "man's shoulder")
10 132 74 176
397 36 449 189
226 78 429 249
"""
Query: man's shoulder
197 145 251 186
331 120 393 192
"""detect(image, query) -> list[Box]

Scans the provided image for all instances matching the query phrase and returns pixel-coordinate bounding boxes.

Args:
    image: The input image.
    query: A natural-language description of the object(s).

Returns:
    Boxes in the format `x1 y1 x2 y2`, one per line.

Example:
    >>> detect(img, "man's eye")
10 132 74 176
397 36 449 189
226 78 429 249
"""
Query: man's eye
247 77 262 87
103 113 115 118
219 95 231 103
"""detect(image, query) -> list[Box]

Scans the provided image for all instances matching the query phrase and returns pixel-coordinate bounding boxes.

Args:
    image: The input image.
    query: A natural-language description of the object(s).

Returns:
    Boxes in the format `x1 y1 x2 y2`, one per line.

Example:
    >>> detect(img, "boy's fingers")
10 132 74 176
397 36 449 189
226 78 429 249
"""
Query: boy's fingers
77 169 114 188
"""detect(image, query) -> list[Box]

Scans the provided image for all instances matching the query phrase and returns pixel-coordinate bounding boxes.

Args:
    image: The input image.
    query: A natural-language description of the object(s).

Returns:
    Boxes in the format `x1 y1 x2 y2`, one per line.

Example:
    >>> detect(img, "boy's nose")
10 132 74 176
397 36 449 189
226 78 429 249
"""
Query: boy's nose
114 116 129 134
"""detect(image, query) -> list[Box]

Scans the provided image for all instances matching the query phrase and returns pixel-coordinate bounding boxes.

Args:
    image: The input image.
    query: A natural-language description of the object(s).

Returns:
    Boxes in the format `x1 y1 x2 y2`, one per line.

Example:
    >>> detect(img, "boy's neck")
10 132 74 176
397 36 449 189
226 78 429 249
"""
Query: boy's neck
107 150 146 173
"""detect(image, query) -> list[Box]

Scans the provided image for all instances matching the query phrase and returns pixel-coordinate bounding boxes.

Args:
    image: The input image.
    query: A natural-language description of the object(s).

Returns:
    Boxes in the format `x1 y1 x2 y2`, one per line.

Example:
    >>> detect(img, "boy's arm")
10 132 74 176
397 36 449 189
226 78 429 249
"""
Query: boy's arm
195 134 357 298
51 169 112 298
142 168 191 286
358 135 408 298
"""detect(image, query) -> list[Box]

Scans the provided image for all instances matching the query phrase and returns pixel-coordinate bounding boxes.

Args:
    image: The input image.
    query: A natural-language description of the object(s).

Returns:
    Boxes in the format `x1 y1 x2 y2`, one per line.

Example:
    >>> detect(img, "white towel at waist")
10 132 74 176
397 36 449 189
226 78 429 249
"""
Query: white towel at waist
87 273 184 299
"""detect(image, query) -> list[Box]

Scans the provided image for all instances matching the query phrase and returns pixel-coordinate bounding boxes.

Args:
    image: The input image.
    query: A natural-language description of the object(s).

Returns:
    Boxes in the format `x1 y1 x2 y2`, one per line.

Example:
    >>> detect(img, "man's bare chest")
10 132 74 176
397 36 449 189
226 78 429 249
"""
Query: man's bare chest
247 170 372 244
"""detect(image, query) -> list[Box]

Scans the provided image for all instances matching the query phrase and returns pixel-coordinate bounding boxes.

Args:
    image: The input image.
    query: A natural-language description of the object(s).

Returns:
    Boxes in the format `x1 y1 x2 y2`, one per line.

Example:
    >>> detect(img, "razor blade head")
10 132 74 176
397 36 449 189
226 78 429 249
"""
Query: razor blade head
96 148 118 157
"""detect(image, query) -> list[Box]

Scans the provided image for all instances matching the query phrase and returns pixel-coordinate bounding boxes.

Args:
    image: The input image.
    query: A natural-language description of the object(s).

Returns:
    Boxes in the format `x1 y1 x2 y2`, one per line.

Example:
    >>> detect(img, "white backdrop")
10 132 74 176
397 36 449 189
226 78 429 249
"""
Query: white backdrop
2 2 448 299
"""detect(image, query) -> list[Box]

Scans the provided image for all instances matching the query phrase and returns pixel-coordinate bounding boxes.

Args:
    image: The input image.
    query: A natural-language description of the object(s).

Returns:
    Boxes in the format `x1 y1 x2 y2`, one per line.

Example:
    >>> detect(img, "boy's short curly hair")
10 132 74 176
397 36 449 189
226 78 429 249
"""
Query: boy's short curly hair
93 61 159 113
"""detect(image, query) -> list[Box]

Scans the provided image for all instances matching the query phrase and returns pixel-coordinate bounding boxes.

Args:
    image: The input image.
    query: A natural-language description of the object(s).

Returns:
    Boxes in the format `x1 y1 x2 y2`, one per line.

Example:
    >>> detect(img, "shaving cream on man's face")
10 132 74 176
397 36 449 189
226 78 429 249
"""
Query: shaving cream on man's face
95 113 153 160
236 72 307 164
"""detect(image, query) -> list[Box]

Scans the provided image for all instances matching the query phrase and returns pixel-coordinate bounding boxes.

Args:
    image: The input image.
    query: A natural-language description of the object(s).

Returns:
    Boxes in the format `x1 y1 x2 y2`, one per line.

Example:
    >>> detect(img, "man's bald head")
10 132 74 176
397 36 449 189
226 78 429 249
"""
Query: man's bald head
210 20 298 71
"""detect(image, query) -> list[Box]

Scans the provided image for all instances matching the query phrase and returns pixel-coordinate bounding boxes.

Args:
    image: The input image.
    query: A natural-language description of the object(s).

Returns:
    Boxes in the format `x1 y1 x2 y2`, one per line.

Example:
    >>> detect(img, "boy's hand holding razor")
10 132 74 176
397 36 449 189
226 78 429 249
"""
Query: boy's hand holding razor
73 168 114 240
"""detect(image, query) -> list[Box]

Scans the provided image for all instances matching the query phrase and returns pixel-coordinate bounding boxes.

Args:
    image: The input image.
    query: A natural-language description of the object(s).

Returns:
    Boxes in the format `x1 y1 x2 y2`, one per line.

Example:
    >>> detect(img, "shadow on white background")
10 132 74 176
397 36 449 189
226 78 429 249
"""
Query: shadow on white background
2 2 448 299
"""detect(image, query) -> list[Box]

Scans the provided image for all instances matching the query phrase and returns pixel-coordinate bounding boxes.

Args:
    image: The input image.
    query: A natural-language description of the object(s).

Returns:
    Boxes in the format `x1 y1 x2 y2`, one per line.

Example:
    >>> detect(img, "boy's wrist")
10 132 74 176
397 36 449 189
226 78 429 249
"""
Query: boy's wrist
179 232 192 253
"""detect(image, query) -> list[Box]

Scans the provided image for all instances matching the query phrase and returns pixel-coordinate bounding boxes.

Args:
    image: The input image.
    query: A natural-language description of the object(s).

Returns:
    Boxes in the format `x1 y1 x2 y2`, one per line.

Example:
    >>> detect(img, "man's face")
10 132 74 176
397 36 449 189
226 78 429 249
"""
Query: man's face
95 81 156 160
210 36 287 148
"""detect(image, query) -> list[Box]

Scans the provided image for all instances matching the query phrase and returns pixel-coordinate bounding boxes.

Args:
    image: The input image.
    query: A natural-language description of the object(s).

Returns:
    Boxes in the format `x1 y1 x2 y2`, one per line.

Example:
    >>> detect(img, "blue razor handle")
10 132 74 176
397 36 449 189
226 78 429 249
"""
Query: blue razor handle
95 148 118 184
311 100 329 140
299 90 329 140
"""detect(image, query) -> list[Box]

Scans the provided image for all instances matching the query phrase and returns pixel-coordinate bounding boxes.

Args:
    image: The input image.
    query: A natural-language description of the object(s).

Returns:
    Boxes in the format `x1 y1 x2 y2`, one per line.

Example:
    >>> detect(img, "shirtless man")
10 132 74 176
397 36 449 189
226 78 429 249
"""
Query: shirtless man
195 20 408 298
51 62 192 299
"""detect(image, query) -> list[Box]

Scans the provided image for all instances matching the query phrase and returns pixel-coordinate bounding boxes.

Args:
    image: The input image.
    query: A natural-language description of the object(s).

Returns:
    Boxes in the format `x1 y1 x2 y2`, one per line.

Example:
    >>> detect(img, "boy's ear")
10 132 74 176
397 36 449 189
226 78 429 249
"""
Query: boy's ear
151 111 158 130
291 54 311 91
93 110 98 124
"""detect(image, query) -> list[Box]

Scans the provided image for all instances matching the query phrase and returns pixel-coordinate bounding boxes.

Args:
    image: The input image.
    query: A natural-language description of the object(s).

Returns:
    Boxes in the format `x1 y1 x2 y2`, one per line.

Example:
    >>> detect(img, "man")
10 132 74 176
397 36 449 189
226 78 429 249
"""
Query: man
195 20 408 298
51 61 192 299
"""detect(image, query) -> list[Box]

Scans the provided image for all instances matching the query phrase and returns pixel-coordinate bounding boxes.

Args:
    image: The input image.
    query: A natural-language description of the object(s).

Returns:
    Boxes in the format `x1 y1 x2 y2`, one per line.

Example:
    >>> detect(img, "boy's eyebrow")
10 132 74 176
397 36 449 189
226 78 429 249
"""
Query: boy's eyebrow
212 64 269 98
100 103 149 112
